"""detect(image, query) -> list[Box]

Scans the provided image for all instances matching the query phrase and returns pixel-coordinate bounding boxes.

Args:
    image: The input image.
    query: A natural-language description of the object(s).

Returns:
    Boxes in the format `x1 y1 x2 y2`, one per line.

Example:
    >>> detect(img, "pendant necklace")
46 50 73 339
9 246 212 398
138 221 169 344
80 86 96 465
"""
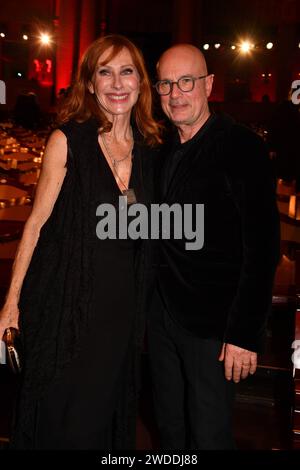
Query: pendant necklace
101 133 137 204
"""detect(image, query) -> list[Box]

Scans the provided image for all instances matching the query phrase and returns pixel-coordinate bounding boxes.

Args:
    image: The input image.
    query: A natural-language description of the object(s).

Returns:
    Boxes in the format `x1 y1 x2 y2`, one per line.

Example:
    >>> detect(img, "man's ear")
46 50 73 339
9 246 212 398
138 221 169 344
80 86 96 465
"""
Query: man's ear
205 74 214 98
88 81 94 94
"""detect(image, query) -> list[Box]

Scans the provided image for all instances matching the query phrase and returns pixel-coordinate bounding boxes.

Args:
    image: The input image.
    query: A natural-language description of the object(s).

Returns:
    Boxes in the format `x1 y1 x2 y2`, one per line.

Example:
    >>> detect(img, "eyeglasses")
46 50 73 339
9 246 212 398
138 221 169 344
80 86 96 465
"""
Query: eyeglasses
154 75 208 95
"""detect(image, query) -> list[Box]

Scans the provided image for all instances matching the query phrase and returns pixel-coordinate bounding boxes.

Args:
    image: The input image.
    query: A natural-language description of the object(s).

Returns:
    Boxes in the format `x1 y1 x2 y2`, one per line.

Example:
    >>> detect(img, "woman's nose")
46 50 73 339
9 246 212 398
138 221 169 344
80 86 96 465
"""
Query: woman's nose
112 74 122 89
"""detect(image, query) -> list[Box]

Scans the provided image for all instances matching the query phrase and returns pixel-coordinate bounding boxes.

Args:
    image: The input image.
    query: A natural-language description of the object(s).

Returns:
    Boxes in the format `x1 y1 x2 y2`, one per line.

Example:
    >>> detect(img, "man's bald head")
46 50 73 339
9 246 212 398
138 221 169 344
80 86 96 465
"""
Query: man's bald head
157 44 208 78
155 43 214 140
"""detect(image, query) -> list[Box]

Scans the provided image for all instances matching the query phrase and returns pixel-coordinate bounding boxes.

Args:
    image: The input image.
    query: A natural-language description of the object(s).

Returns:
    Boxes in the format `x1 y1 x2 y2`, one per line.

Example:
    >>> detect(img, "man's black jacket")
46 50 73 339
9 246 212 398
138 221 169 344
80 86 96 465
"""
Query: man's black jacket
151 113 280 353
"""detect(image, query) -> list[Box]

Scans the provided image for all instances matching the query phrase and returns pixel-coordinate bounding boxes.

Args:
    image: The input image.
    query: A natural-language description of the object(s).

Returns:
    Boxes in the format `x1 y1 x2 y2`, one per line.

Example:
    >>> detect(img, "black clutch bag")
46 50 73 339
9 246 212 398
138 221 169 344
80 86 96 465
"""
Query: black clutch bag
3 327 22 374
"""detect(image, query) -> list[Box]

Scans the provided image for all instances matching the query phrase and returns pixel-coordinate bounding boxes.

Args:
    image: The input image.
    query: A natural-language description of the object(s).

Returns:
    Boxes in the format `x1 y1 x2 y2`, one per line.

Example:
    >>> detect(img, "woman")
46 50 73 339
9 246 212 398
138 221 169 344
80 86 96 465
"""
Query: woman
0 34 161 449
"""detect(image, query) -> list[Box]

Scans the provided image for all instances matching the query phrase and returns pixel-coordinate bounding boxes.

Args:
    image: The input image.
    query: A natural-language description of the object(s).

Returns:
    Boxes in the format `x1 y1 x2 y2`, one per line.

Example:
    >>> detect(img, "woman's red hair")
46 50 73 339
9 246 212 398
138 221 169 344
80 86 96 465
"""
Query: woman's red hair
57 34 162 146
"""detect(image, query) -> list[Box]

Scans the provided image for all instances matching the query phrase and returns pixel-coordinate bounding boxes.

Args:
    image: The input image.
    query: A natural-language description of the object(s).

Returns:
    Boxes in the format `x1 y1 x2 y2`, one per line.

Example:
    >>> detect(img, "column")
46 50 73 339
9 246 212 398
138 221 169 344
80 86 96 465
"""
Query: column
172 0 202 44
55 0 78 94
78 0 96 61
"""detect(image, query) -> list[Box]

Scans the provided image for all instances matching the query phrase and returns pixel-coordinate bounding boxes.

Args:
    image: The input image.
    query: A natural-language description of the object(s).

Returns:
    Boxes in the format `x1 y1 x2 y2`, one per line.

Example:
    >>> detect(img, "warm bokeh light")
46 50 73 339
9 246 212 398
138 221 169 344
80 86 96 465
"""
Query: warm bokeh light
240 41 252 53
23 34 28 40
0 32 5 38
39 33 51 45
266 42 273 49
231 45 236 50
203 43 209 50
214 43 221 49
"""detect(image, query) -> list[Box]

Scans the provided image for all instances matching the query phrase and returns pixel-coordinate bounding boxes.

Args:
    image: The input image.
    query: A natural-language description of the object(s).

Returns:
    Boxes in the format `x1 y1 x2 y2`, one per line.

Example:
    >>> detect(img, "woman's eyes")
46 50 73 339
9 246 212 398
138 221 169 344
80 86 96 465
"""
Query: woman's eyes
121 68 134 75
98 68 134 76
98 69 110 76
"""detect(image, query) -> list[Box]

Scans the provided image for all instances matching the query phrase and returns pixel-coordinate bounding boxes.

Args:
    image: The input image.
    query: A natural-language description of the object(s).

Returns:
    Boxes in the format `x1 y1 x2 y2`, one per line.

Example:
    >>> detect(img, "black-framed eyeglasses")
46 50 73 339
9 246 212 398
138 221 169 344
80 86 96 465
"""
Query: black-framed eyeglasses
154 75 208 95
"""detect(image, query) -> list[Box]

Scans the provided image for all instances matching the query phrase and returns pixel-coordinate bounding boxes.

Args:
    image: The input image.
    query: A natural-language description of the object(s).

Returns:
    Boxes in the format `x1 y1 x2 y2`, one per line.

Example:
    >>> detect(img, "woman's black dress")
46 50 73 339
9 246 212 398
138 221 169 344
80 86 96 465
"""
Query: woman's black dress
12 120 148 449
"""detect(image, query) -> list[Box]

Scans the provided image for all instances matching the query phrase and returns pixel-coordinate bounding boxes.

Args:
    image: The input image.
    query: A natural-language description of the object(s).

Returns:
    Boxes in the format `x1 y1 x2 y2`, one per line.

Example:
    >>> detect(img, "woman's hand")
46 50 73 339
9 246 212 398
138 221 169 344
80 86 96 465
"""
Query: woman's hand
0 302 20 341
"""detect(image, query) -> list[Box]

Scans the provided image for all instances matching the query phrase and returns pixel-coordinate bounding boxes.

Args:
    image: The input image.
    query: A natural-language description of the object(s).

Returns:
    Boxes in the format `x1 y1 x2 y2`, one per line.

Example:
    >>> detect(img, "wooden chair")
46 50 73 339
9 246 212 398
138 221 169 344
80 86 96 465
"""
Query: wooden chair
0 184 29 207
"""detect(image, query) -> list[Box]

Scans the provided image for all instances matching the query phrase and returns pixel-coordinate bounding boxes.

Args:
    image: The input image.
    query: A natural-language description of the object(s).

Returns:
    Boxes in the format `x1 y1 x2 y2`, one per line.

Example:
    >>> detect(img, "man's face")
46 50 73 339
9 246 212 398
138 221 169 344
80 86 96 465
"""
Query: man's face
157 47 213 128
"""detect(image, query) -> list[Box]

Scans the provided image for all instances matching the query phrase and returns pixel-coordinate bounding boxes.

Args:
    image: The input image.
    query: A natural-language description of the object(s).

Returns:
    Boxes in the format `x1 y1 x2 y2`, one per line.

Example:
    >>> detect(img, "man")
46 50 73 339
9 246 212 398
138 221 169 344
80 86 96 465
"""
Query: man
147 44 280 450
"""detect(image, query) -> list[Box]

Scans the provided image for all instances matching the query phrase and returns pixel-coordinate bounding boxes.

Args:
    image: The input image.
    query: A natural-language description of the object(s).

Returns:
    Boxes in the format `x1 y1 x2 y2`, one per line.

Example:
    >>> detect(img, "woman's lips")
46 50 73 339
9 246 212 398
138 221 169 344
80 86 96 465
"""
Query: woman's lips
106 94 129 102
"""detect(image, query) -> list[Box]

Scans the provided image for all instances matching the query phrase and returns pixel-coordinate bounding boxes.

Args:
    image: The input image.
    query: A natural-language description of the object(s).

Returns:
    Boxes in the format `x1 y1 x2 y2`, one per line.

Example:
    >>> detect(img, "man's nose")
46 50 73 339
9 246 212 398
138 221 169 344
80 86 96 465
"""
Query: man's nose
170 82 181 98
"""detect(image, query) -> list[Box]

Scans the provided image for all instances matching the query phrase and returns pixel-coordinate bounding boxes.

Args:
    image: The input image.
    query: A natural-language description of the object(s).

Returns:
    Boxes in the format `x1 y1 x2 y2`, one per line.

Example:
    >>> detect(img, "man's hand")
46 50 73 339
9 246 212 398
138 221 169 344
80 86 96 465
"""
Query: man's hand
218 343 257 383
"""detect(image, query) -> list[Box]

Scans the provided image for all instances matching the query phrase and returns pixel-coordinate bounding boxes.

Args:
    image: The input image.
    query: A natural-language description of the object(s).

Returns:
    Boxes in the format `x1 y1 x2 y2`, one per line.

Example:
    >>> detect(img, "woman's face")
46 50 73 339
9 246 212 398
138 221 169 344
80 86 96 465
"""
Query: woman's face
89 47 140 118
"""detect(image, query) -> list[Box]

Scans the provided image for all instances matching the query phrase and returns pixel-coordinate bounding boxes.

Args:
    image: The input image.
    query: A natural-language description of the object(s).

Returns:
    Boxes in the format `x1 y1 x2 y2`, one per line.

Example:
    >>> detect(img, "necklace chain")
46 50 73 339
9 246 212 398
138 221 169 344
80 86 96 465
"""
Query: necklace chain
100 133 133 191
101 132 133 167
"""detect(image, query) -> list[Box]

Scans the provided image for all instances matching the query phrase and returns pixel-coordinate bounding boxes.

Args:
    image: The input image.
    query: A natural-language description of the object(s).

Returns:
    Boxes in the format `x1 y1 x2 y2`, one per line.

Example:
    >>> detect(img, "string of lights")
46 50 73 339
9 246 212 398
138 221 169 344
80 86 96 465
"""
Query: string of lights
0 31 52 44
1 29 299 52
201 40 300 52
